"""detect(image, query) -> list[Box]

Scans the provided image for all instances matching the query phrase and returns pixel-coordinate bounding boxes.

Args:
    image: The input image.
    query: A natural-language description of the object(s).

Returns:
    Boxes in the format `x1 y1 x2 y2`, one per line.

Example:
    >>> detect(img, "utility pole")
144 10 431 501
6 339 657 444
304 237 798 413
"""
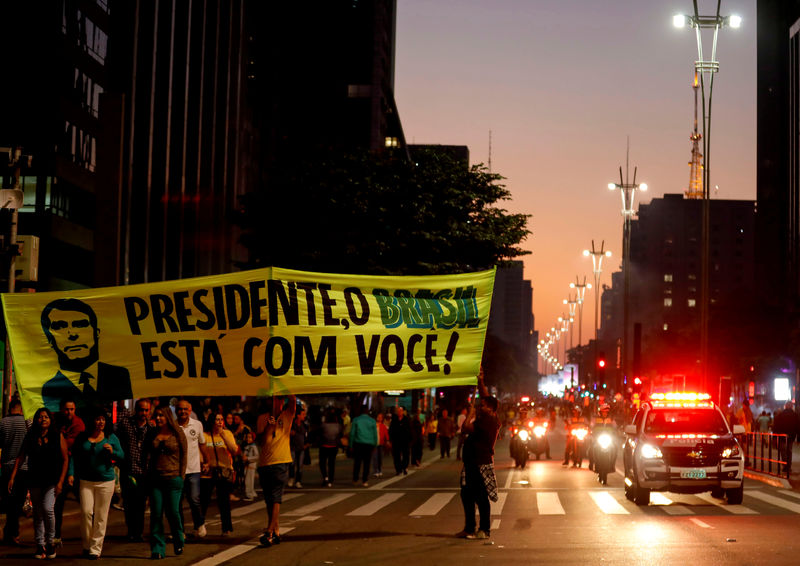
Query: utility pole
1 147 28 416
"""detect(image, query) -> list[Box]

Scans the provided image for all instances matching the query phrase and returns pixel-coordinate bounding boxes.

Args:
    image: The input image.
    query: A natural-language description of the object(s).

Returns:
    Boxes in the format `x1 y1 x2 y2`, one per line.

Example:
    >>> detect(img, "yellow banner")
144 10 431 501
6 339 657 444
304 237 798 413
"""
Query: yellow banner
2 267 495 417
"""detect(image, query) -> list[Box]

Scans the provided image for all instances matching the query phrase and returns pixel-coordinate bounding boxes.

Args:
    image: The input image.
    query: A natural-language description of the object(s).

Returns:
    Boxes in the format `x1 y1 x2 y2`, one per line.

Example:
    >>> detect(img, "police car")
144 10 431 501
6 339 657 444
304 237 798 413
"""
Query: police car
623 392 745 506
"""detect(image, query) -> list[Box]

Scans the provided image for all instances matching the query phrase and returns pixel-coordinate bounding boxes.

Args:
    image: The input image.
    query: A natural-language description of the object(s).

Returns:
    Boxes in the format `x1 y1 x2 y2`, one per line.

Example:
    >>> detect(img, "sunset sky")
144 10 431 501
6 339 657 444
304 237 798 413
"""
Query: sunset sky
395 0 757 359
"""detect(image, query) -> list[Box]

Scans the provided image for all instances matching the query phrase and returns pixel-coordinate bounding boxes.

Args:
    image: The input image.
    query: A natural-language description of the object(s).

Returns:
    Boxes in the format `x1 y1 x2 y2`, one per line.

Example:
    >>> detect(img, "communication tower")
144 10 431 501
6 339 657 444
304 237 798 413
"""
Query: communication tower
685 72 703 199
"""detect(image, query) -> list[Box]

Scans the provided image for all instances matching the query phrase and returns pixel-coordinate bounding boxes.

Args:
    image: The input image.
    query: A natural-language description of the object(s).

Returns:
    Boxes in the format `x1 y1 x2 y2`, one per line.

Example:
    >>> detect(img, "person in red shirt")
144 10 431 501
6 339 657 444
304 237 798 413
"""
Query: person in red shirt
54 400 85 546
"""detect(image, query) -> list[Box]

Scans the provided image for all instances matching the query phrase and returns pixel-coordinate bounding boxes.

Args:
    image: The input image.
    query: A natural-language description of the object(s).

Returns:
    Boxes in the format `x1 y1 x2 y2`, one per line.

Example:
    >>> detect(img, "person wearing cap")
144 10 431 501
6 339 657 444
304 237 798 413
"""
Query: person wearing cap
773 401 800 475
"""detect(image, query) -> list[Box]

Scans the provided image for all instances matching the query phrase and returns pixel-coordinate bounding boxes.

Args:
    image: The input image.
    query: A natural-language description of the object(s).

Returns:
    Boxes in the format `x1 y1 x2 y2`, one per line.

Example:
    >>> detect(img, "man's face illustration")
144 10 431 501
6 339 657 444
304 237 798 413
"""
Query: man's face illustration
47 308 97 363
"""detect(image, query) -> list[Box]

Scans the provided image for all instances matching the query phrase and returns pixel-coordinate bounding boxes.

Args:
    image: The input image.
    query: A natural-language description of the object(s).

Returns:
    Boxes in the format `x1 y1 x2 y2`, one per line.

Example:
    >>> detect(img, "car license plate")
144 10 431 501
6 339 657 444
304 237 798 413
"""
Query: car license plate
680 469 707 479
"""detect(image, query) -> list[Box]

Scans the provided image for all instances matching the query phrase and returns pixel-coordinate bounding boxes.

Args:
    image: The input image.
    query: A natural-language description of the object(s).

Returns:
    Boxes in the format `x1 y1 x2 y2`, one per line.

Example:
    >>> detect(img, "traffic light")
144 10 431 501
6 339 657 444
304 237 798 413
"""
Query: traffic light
633 376 643 394
597 351 607 385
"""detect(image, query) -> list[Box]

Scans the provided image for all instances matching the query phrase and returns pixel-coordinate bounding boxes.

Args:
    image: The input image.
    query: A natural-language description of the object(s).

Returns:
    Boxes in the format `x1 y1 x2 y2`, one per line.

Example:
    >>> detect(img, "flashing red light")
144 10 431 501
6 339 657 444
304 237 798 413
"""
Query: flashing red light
598 360 606 368
521 396 530 403
634 377 642 385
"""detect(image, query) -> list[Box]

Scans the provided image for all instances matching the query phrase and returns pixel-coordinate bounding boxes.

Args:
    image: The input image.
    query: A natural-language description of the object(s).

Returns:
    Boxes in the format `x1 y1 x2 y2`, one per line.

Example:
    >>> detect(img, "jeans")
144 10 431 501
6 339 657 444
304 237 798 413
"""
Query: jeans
371 445 384 475
460 465 490 534
121 473 148 539
392 443 410 473
352 443 374 483
1 466 25 541
181 472 204 531
440 436 452 458
79 479 115 556
149 476 185 556
244 465 258 499
200 476 233 533
289 449 304 483
319 446 338 482
54 477 79 539
30 484 57 547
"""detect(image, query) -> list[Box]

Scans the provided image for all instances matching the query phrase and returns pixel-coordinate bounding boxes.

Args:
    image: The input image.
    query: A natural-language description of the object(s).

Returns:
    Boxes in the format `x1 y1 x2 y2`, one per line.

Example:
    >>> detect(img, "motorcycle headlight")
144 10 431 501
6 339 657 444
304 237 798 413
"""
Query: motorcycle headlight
573 428 588 440
641 443 663 459
517 429 529 441
528 421 535 428
597 433 612 450
533 426 546 438
721 445 740 458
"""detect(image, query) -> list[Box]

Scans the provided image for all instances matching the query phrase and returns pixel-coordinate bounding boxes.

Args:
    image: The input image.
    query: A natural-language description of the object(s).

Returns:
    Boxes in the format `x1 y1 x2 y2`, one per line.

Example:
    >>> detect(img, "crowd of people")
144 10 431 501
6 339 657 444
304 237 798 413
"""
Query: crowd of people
0 382 505 559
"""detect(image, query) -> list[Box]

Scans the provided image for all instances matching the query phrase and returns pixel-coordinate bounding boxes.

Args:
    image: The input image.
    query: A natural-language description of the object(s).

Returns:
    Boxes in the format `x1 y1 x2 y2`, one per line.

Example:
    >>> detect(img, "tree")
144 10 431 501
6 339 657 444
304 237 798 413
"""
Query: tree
234 148 530 275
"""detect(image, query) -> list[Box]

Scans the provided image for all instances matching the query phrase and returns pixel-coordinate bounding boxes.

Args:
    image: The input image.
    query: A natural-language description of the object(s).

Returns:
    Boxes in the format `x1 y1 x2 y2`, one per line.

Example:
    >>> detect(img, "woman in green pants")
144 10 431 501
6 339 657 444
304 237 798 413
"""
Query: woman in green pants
144 406 187 559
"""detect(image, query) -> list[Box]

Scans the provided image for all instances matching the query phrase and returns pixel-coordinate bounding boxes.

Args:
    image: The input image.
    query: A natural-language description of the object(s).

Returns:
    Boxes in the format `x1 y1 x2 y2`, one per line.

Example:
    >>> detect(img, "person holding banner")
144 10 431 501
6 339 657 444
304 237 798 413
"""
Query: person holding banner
39 298 133 412
256 395 296 547
144 406 187 559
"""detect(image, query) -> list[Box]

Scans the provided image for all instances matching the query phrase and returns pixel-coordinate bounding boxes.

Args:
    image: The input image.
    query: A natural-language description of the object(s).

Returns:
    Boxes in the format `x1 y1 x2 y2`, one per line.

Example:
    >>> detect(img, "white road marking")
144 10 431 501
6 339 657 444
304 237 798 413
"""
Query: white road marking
493 492 508 515
694 493 758 514
779 489 800 500
589 491 629 514
410 492 456 515
536 492 565 515
650 492 694 515
504 467 514 489
283 493 355 516
369 470 415 489
690 518 712 529
190 527 295 566
491 519 501 531
347 493 405 516
747 490 800 513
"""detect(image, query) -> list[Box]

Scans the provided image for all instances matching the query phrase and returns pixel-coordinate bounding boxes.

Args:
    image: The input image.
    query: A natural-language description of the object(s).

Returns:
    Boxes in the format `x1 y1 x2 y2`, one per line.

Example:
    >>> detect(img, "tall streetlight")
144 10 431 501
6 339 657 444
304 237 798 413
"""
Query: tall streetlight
673 2 741 392
569 276 591 347
563 297 578 352
608 153 647 393
584 241 612 384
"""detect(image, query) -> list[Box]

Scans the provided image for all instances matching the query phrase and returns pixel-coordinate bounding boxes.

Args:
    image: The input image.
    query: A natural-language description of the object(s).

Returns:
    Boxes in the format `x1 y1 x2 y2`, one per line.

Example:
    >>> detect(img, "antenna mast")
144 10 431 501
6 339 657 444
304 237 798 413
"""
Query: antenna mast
488 129 492 174
686 71 704 199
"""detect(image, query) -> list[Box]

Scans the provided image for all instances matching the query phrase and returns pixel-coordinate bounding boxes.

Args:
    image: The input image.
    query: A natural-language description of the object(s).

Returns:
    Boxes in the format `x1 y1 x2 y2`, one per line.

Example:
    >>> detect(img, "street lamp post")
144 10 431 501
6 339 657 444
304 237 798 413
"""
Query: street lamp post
608 156 647 393
673 2 741 392
584 241 612 386
569 276 591 347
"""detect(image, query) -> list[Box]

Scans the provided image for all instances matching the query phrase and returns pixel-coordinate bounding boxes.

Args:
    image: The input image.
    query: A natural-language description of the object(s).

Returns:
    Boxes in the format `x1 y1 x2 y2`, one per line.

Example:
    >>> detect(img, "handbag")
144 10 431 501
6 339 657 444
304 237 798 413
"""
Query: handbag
211 431 236 485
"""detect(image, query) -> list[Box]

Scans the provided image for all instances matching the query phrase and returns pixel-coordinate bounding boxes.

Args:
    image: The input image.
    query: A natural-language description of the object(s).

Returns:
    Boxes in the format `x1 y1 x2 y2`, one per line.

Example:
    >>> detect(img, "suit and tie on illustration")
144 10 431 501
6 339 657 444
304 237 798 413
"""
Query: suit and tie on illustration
40 298 132 412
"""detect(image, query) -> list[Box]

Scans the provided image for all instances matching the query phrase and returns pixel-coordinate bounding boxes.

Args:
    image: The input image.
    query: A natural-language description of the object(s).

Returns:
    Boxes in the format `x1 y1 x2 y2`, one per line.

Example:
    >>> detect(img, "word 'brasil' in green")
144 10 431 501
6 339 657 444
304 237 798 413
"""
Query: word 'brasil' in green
123 280 481 333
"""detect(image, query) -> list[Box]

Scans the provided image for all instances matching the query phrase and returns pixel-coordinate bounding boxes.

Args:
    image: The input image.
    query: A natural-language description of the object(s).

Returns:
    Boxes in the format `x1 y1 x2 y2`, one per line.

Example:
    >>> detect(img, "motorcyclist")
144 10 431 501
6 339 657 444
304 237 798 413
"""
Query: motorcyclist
590 403 617 480
562 407 587 467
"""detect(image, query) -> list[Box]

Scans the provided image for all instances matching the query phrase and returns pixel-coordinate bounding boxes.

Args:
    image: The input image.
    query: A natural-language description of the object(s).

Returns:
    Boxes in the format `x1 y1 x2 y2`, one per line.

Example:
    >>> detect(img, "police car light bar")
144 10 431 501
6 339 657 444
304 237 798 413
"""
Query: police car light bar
649 392 713 408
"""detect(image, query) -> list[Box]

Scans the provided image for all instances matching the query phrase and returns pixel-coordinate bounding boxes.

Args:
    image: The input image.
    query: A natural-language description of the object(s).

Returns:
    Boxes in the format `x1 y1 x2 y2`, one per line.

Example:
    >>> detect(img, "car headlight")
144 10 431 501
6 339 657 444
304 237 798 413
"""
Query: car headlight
597 433 613 450
517 429 529 441
533 426 546 438
641 443 663 459
721 445 740 458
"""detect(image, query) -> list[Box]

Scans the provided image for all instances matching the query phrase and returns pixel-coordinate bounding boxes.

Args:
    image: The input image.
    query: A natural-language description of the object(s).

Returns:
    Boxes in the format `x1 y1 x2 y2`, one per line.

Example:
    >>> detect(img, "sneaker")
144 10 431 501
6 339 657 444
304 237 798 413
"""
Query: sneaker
287 478 295 487
196 524 207 538
259 533 272 547
466 530 489 540
454 530 474 539
295 481 302 488
45 543 56 559
243 497 255 502
112 502 125 511
34 545 46 559
229 494 241 501
362 482 369 487
327 482 333 487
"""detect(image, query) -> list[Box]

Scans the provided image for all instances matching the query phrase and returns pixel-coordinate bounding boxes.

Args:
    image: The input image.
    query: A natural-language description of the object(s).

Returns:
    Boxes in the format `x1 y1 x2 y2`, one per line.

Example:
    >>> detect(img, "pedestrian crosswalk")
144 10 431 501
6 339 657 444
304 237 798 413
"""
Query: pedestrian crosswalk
274 487 800 522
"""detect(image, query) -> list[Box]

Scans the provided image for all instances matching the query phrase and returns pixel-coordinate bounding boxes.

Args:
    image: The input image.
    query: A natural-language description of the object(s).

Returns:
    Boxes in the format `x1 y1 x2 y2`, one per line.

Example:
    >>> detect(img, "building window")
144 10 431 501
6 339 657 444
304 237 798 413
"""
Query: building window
664 298 673 307
688 274 697 280
663 323 669 331
384 137 399 148
664 288 672 295
688 299 697 308
664 274 673 282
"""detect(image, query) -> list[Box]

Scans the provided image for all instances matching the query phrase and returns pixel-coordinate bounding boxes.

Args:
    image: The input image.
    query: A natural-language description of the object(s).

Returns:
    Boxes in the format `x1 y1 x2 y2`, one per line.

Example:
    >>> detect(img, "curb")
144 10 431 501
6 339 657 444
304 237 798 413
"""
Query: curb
744 469 791 489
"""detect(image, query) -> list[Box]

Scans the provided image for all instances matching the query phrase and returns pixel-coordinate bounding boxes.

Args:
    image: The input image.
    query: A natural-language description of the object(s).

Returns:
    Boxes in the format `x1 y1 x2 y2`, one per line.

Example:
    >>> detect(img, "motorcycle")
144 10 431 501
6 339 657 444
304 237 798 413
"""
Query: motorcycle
528 421 550 460
592 427 616 485
566 425 589 468
509 422 533 468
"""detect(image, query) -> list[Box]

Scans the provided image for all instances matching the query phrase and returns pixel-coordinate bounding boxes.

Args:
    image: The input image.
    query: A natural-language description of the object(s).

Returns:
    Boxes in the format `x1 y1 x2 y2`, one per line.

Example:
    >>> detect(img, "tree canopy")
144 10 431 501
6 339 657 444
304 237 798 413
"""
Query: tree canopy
235 148 531 276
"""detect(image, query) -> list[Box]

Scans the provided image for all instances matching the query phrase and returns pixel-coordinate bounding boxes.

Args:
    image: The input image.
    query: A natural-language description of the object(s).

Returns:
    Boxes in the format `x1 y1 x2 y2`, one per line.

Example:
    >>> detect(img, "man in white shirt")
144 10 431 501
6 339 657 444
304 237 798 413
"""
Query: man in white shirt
176 399 207 538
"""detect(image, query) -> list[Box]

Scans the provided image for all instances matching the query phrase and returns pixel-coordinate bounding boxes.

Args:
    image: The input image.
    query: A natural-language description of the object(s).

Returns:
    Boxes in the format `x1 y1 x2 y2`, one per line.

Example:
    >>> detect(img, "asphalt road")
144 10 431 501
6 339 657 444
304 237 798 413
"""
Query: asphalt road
4 420 800 565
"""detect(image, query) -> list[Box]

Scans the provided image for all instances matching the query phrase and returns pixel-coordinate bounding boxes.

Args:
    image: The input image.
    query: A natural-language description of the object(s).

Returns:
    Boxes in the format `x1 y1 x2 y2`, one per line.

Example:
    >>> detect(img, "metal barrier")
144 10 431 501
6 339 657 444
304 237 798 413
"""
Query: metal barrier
740 432 789 478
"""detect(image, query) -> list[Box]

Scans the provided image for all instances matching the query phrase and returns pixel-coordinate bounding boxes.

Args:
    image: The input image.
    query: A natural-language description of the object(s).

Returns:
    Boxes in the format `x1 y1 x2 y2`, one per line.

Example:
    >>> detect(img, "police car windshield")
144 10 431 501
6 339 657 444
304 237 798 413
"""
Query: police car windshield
644 408 729 435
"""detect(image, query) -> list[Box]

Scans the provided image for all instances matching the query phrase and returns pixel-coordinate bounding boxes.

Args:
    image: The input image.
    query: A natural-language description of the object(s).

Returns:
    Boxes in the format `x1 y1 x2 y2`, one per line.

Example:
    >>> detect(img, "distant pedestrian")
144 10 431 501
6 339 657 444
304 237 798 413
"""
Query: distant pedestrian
144 405 187 559
243 431 260 500
349 407 377 486
411 412 424 467
319 407 342 487
54 399 85 547
773 401 800 475
9 407 68 559
256 395 296 547
426 413 438 451
289 407 309 488
0 398 29 546
372 412 389 478
389 407 411 475
438 409 455 458
200 412 239 536
115 398 155 542
68 408 124 560
176 399 207 539
456 371 500 540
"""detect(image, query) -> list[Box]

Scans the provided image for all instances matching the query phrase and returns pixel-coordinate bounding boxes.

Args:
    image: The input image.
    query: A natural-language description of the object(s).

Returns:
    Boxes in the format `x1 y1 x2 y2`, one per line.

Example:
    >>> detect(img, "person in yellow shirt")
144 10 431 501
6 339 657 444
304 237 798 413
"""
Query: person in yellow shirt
256 395 296 547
